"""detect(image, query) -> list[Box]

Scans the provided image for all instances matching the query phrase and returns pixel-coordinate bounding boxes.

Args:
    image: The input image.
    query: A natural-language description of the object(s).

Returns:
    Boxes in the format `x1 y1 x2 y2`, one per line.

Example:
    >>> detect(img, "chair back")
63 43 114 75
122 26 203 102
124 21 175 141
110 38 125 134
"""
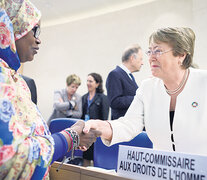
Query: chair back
49 118 80 133
93 132 153 170
49 118 83 161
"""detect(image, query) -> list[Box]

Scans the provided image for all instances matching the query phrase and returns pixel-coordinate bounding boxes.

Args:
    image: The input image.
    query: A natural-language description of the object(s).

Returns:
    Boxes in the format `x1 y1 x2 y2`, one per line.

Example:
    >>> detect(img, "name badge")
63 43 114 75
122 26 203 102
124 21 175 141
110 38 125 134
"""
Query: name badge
85 114 90 121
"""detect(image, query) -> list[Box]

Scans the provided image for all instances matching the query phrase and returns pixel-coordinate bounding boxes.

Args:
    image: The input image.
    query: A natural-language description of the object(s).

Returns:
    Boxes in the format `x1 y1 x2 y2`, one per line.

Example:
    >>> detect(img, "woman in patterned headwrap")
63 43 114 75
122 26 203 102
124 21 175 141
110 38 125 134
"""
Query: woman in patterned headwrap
0 1 100 179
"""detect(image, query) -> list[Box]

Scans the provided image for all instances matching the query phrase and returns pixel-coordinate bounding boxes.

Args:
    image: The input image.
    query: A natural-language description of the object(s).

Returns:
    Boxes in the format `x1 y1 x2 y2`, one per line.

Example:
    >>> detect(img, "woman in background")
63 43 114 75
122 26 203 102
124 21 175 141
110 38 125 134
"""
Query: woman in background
48 74 82 124
82 73 109 165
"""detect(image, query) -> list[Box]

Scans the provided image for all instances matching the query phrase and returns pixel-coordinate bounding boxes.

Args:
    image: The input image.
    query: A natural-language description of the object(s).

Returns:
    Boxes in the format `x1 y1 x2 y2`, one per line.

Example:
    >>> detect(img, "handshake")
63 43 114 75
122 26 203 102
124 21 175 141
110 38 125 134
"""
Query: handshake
67 120 102 151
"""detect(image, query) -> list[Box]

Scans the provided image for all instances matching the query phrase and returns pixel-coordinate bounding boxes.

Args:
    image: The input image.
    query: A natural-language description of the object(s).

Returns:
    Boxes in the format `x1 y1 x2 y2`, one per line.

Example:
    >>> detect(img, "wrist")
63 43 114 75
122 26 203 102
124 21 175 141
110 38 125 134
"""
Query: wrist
102 121 113 141
60 131 72 151
61 128 80 152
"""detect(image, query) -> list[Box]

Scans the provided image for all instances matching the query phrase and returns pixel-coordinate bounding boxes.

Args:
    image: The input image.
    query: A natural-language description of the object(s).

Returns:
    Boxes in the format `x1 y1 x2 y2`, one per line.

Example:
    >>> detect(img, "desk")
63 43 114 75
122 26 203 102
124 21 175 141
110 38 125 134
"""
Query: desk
50 161 132 180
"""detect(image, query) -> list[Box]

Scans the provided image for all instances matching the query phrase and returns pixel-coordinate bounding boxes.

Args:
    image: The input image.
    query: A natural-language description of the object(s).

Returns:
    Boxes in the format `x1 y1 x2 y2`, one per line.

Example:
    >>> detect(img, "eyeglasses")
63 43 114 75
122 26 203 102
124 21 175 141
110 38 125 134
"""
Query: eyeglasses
32 25 41 39
145 49 172 57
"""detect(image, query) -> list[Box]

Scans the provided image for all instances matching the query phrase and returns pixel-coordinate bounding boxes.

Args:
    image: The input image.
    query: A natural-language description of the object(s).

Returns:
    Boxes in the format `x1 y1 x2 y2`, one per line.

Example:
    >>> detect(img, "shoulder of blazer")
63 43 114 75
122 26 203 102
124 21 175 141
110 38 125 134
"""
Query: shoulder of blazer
73 93 81 100
108 66 128 81
113 66 126 75
59 88 67 99
21 75 32 81
98 93 107 98
116 66 131 79
60 88 67 95
22 75 35 86
82 93 88 101
94 93 107 102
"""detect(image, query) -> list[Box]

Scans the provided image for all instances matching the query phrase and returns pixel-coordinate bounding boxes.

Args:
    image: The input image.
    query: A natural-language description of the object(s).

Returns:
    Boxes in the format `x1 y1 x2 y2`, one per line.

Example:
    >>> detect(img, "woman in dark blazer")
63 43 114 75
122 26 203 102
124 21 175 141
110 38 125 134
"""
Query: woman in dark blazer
82 73 109 164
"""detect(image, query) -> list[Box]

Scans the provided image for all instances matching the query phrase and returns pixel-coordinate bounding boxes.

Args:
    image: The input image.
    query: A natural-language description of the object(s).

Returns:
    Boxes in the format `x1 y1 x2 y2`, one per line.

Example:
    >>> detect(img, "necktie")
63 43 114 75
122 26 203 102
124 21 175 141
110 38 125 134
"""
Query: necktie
129 73 138 88
129 73 136 83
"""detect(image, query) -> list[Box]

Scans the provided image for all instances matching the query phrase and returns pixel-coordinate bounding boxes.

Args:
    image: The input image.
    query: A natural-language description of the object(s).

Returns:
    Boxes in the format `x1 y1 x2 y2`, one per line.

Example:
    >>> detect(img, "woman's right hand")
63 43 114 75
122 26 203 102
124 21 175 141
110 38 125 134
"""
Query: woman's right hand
83 120 101 133
83 120 113 142
70 120 101 150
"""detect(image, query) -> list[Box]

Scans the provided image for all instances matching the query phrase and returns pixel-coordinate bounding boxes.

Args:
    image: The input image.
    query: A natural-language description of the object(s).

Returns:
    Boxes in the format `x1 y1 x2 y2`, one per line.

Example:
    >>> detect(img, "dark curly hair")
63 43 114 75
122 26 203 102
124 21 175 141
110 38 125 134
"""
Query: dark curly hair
88 73 104 93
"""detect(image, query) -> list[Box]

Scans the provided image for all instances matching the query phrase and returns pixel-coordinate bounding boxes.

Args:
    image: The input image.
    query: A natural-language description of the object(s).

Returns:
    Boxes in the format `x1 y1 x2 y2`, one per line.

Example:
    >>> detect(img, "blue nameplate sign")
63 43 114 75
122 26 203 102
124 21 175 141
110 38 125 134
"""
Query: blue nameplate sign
117 145 207 180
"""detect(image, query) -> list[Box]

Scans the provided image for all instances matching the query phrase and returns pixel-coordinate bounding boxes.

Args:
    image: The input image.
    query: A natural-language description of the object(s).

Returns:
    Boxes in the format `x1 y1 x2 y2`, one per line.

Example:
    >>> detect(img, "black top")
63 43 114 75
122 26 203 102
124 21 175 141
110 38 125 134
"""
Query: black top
170 111 175 151
81 93 109 120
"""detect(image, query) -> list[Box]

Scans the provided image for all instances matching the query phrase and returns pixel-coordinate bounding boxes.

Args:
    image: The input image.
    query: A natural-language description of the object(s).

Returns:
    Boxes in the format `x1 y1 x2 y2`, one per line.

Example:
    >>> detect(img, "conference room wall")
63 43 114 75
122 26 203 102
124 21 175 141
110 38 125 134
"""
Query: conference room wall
22 0 204 121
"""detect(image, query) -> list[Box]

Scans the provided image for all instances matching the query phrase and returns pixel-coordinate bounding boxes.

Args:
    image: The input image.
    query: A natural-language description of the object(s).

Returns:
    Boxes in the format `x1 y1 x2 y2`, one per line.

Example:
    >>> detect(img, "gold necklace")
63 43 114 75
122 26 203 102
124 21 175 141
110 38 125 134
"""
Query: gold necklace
165 69 189 95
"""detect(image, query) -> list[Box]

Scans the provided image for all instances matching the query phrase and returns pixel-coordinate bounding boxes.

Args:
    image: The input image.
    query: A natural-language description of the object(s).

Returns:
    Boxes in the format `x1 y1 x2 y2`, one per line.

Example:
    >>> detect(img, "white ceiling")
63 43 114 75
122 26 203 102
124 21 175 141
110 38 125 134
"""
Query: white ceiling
31 0 157 27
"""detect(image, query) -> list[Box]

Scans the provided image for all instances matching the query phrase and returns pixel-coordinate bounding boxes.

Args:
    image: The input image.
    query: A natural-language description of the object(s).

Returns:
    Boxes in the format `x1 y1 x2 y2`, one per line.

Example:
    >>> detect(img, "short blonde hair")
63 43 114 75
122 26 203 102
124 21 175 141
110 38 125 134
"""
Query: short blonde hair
149 27 195 69
66 74 81 86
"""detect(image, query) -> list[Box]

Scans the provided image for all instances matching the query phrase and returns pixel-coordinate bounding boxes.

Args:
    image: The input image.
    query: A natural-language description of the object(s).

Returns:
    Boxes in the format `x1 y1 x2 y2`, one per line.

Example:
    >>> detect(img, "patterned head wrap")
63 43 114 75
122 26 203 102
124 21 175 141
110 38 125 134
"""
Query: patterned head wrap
0 0 41 70
0 9 20 70
4 0 41 40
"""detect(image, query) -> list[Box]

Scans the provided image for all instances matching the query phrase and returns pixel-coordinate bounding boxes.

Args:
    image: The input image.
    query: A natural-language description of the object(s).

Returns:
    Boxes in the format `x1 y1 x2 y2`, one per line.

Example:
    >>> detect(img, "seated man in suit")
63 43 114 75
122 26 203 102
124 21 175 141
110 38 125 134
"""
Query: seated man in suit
106 44 143 120
22 75 37 104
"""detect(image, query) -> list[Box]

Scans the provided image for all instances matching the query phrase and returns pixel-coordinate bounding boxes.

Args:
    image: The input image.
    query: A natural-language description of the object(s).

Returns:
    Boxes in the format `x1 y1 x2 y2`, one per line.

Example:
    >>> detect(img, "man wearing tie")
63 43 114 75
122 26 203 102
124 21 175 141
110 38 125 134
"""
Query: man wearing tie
106 44 143 120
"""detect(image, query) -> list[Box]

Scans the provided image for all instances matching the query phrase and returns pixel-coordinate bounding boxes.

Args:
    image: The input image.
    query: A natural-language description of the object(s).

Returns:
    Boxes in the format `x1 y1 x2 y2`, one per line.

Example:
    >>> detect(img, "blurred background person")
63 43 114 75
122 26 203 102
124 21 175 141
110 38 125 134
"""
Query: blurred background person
48 74 82 124
81 72 109 166
106 44 143 120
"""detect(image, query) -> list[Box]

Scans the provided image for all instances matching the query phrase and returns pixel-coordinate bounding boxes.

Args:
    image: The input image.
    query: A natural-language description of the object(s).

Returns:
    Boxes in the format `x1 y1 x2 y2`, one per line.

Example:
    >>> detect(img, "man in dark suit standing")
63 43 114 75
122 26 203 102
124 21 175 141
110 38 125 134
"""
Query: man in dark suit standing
22 75 37 104
106 44 143 120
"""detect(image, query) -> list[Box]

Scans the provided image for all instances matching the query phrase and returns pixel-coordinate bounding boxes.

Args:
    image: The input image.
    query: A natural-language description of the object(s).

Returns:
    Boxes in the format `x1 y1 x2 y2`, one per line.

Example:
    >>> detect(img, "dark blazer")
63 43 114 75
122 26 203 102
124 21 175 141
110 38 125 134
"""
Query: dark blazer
81 93 109 120
81 92 109 160
106 66 138 120
22 75 37 104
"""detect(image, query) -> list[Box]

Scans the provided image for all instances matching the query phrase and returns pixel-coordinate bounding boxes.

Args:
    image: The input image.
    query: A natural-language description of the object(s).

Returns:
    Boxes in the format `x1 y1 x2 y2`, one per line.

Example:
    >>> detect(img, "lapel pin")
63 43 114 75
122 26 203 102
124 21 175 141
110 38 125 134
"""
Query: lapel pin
192 102 198 108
